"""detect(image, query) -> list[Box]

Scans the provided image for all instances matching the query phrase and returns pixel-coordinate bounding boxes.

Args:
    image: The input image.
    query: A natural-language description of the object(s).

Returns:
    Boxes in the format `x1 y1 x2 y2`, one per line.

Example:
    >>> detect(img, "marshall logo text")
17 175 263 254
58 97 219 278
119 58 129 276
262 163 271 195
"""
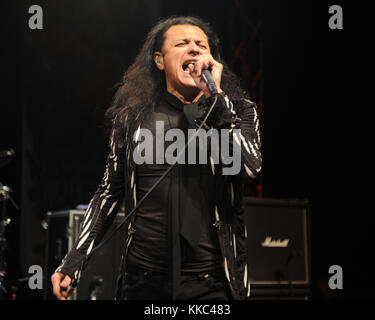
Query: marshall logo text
261 236 290 248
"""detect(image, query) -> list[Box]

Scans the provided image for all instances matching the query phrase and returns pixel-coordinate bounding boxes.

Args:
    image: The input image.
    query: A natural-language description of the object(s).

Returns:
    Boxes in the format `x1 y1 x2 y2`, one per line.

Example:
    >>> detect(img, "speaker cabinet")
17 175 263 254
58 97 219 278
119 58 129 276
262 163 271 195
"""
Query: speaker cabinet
250 287 312 300
44 210 126 300
245 198 311 288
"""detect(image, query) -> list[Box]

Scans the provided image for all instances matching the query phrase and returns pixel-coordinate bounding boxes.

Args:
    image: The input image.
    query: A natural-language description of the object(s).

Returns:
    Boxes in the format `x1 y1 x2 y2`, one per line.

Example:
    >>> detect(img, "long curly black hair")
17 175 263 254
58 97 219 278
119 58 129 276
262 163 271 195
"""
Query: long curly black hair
105 16 249 137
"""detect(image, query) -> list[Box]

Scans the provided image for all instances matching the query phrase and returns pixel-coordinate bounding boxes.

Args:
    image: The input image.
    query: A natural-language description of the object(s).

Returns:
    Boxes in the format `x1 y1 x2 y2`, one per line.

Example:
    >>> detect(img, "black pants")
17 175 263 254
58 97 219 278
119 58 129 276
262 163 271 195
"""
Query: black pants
123 263 232 300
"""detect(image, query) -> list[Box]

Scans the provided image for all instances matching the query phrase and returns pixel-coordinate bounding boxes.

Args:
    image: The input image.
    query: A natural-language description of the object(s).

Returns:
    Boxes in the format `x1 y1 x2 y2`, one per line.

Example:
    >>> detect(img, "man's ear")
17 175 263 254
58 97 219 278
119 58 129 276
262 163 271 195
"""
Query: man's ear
154 52 164 71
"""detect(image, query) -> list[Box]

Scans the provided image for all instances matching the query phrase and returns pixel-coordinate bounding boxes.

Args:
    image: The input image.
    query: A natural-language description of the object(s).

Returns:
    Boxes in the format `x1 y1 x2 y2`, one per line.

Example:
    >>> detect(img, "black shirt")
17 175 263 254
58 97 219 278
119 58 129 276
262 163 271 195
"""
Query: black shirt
127 92 222 273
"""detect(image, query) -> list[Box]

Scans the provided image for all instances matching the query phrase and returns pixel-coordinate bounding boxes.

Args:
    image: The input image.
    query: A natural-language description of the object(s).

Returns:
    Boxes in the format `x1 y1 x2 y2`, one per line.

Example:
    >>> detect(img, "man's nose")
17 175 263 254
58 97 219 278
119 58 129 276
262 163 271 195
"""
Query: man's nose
187 42 201 56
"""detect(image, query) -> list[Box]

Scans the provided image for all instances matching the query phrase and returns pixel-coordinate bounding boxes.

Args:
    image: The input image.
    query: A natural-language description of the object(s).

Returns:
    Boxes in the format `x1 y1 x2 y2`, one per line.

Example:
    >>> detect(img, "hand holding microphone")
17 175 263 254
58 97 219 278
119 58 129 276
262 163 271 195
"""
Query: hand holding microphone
187 55 223 97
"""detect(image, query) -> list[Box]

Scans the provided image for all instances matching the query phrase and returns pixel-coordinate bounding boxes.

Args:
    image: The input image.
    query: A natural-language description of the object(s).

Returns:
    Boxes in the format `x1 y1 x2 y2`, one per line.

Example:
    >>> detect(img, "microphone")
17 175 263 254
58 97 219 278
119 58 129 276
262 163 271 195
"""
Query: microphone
201 69 218 95
190 62 218 95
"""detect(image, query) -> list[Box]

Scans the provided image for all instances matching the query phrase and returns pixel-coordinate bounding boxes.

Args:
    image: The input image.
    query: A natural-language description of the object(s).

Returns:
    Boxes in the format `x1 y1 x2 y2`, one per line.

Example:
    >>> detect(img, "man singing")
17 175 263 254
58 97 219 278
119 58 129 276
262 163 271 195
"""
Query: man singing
51 15 262 300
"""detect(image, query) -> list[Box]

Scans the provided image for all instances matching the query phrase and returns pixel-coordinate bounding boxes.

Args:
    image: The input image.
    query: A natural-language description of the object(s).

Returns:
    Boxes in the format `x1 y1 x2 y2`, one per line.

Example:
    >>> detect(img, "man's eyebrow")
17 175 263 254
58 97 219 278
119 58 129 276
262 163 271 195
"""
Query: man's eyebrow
174 38 207 43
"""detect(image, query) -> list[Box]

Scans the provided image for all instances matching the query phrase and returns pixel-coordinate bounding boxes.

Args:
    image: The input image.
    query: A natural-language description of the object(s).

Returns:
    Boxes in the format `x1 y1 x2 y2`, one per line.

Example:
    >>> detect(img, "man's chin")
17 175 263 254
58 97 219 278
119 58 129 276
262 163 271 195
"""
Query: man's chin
180 84 200 95
180 79 200 91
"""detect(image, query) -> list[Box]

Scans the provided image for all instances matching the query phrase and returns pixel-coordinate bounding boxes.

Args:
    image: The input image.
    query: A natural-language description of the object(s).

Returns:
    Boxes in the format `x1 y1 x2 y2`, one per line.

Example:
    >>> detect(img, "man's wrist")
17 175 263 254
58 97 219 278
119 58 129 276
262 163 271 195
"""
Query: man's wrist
203 88 224 99
217 90 226 97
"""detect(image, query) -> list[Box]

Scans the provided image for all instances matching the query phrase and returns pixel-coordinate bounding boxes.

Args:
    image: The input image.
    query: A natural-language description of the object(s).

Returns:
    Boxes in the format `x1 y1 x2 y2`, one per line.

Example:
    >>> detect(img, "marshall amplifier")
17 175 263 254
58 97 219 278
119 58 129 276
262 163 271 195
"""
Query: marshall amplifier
249 287 312 300
44 209 126 300
244 198 311 287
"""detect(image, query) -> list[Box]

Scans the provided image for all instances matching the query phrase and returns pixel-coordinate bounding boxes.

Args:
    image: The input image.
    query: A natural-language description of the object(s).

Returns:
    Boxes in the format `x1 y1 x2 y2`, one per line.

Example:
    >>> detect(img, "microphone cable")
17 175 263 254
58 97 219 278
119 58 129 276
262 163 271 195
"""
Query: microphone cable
67 93 219 272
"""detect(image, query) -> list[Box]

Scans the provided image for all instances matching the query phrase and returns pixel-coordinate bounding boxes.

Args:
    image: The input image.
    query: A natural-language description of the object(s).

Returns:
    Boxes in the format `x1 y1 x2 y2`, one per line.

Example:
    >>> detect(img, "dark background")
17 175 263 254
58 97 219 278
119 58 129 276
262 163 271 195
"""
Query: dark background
0 0 370 300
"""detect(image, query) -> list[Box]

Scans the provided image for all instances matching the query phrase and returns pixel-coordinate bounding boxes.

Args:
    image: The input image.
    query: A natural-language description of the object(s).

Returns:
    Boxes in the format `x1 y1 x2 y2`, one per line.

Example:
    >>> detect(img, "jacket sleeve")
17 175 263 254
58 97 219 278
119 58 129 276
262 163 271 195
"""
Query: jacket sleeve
55 126 125 287
230 96 262 178
196 93 262 178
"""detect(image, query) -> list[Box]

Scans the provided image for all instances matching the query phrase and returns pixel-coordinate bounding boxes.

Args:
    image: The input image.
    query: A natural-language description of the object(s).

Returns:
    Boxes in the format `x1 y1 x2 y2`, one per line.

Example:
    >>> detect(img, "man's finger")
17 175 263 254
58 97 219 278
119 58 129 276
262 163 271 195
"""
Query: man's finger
188 63 195 74
61 275 71 288
51 274 63 297
61 288 75 298
52 286 64 300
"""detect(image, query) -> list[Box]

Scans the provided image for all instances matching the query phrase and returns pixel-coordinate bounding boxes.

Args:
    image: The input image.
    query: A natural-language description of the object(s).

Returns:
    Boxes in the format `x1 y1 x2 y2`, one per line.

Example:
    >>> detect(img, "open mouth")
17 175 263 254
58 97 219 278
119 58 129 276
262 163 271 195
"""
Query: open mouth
182 62 195 72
